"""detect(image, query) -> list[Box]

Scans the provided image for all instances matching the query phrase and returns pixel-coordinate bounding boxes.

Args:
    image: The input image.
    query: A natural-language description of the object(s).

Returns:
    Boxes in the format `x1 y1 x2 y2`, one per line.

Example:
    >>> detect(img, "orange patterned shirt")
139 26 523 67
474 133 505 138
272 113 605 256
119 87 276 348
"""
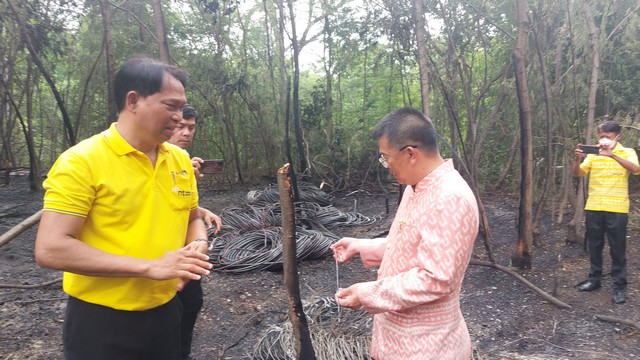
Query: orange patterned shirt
358 159 479 360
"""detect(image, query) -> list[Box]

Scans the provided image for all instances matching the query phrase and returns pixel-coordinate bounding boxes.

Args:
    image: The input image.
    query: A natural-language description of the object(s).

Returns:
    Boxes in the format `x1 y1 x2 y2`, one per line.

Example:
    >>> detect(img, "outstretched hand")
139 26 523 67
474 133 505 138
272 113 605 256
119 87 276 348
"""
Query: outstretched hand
330 237 361 263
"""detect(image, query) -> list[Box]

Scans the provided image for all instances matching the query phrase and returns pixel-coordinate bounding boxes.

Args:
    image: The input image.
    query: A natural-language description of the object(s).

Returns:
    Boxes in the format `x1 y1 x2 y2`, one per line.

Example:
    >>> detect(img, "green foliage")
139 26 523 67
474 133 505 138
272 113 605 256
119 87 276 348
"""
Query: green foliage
2 0 640 198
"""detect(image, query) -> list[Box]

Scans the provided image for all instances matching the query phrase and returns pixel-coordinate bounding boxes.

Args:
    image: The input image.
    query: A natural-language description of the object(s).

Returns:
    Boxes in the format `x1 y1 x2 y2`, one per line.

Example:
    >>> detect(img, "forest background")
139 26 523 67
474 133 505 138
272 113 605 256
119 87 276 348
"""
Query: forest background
2 0 640 265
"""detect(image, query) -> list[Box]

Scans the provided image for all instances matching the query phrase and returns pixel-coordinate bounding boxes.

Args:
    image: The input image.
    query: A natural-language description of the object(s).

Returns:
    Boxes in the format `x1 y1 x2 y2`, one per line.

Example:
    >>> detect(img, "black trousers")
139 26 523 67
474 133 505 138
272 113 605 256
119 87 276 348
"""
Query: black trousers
63 295 182 360
585 210 628 291
177 279 203 359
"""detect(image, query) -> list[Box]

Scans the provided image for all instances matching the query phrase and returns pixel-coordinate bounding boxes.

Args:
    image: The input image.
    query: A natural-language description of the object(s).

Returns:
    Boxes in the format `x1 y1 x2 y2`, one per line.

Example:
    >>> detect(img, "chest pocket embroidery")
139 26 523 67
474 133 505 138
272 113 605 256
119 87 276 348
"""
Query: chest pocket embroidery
168 170 192 211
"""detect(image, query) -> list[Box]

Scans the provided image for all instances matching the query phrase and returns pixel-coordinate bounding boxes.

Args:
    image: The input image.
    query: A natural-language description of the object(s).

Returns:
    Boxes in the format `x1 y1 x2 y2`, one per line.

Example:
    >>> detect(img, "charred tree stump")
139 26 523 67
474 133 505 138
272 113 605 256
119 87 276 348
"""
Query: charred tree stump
276 163 316 360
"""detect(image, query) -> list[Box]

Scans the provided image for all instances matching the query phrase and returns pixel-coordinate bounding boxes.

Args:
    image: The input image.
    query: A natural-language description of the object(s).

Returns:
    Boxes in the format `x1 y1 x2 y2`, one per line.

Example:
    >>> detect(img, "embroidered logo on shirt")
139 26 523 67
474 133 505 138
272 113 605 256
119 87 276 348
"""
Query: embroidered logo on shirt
399 219 408 232
171 170 192 196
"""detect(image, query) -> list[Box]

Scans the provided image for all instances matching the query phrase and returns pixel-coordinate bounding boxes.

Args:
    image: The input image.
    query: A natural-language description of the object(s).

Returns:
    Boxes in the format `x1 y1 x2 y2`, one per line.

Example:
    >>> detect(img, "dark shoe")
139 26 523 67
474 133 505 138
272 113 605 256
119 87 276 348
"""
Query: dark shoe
577 280 601 292
613 291 626 304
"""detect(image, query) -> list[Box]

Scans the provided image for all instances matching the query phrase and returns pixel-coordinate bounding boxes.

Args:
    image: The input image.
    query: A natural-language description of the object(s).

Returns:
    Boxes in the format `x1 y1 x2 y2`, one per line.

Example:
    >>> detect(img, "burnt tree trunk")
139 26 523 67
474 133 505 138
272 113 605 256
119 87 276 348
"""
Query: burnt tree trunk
511 0 533 269
277 164 315 359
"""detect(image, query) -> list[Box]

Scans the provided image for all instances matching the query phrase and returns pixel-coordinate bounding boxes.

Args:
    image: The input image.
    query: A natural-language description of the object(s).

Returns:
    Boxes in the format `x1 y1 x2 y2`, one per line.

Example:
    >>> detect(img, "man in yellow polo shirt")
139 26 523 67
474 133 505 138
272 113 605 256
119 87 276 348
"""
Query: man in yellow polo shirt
35 57 213 359
573 120 640 305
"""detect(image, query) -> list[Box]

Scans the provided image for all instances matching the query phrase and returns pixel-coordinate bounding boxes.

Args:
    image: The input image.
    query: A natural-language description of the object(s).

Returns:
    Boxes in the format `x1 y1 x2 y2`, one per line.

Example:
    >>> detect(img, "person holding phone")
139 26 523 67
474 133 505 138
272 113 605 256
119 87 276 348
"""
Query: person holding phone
168 104 222 359
573 120 640 304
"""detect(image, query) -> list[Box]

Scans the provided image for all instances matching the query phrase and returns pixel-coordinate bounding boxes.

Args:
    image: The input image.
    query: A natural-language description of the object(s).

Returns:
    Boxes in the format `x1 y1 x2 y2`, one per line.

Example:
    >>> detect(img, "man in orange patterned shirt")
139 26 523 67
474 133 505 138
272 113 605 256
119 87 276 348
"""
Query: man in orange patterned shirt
573 120 640 304
331 107 479 360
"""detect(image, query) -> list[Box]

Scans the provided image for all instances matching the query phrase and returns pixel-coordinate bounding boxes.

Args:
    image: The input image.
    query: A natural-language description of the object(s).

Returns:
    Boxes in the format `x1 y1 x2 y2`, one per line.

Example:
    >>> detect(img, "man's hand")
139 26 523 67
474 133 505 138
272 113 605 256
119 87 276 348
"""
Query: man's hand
146 246 212 283
574 144 587 159
599 143 614 157
199 207 222 234
335 284 362 310
330 237 361 263
191 156 204 179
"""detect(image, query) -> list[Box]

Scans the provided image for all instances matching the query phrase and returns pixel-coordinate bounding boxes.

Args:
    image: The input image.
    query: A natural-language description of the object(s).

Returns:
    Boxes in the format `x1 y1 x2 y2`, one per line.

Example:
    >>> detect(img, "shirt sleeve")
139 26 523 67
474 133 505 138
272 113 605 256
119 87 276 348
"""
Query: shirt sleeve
623 148 640 175
579 154 594 175
42 150 94 218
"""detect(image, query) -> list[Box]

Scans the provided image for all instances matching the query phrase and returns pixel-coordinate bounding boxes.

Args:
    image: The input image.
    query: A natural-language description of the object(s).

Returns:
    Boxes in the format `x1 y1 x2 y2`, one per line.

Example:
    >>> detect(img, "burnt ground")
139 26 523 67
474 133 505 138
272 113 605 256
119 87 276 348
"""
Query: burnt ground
0 175 639 360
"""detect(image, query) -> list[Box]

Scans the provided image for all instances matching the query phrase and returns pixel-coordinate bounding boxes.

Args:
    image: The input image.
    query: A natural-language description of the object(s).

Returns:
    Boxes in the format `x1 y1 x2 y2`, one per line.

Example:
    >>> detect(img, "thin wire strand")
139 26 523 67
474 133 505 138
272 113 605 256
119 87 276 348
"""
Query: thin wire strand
335 258 341 320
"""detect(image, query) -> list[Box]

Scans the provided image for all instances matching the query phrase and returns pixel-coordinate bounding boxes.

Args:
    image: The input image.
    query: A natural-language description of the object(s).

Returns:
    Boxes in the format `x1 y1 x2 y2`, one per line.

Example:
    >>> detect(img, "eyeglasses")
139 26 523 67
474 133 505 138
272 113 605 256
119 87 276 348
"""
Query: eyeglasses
378 145 418 168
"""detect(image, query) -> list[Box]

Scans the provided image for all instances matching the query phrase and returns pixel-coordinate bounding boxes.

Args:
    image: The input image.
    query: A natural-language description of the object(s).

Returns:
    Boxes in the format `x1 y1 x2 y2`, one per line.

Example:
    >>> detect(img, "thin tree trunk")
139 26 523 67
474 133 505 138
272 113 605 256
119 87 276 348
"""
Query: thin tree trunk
2 79 40 190
0 43 18 169
276 0 286 129
6 0 76 146
412 0 430 116
24 61 41 190
277 163 315 359
511 0 533 269
473 65 510 170
262 0 280 132
323 15 334 150
100 0 117 123
221 94 243 183
152 0 170 63
567 0 600 244
287 0 309 175
530 10 555 244
494 131 519 191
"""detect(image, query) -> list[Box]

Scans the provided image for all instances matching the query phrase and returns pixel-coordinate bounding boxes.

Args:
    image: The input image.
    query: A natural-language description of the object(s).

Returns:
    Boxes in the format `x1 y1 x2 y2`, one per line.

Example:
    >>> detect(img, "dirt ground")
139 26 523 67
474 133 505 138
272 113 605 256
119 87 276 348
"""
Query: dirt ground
1 174 639 360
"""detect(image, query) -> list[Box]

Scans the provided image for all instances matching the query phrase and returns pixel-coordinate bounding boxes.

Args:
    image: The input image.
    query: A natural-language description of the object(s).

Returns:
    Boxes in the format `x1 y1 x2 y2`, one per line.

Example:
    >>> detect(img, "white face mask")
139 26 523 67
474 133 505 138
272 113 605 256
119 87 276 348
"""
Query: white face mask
598 137 616 148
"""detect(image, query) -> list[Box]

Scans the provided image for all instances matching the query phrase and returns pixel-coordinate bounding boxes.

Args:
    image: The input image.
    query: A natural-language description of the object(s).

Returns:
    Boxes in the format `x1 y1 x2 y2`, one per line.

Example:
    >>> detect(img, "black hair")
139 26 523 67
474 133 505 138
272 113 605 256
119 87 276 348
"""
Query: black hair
373 107 438 152
182 104 198 121
597 120 622 134
114 57 188 112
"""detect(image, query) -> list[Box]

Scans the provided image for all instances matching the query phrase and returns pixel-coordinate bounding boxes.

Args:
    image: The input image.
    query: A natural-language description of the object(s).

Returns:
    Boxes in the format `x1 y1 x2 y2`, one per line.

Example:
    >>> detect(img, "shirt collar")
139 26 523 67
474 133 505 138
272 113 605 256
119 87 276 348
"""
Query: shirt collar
412 159 455 194
101 122 169 156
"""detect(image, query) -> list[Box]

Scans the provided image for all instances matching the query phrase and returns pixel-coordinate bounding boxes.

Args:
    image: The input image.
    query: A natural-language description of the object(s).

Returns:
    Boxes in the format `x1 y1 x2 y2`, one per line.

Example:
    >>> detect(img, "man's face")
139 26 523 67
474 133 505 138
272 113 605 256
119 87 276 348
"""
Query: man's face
134 73 187 144
378 136 411 185
168 117 197 149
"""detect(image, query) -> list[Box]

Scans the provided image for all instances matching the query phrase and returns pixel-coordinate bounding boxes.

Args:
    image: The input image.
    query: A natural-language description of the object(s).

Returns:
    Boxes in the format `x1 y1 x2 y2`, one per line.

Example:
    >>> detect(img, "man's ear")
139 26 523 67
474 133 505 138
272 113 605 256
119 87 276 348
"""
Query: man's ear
125 91 140 112
406 145 418 159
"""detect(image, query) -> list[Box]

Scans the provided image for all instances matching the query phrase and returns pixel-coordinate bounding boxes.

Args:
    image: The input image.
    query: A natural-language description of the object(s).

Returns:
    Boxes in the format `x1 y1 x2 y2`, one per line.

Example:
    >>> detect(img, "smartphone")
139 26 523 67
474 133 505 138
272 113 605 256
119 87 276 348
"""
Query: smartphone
201 159 224 174
579 145 600 155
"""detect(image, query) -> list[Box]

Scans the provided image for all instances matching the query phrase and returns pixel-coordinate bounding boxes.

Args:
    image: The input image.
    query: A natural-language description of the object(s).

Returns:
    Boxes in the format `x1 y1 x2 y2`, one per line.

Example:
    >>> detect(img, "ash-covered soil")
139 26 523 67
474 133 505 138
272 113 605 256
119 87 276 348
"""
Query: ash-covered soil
1 176 639 359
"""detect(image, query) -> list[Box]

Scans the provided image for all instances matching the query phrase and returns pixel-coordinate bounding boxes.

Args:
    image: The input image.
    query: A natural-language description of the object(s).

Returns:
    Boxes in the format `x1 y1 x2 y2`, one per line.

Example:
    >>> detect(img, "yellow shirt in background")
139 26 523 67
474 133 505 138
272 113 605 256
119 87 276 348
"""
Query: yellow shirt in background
43 123 198 310
580 143 639 213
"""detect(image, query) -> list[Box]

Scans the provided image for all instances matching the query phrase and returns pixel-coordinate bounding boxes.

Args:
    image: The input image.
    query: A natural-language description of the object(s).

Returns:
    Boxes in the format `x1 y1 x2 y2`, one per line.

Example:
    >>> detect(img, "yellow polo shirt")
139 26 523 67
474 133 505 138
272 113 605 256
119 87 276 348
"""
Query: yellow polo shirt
580 143 639 213
43 123 198 310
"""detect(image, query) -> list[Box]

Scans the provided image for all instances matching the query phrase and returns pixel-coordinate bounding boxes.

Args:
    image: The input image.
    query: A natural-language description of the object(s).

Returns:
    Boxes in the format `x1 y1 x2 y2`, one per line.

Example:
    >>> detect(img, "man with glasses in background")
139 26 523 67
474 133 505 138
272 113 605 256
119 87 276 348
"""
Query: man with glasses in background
331 107 479 359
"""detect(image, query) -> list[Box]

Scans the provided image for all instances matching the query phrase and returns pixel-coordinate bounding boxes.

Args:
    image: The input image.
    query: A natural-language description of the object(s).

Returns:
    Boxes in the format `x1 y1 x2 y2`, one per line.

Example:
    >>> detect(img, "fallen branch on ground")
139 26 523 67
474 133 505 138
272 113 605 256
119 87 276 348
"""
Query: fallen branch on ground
0 277 62 289
0 210 42 247
470 259 572 309
594 314 640 331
